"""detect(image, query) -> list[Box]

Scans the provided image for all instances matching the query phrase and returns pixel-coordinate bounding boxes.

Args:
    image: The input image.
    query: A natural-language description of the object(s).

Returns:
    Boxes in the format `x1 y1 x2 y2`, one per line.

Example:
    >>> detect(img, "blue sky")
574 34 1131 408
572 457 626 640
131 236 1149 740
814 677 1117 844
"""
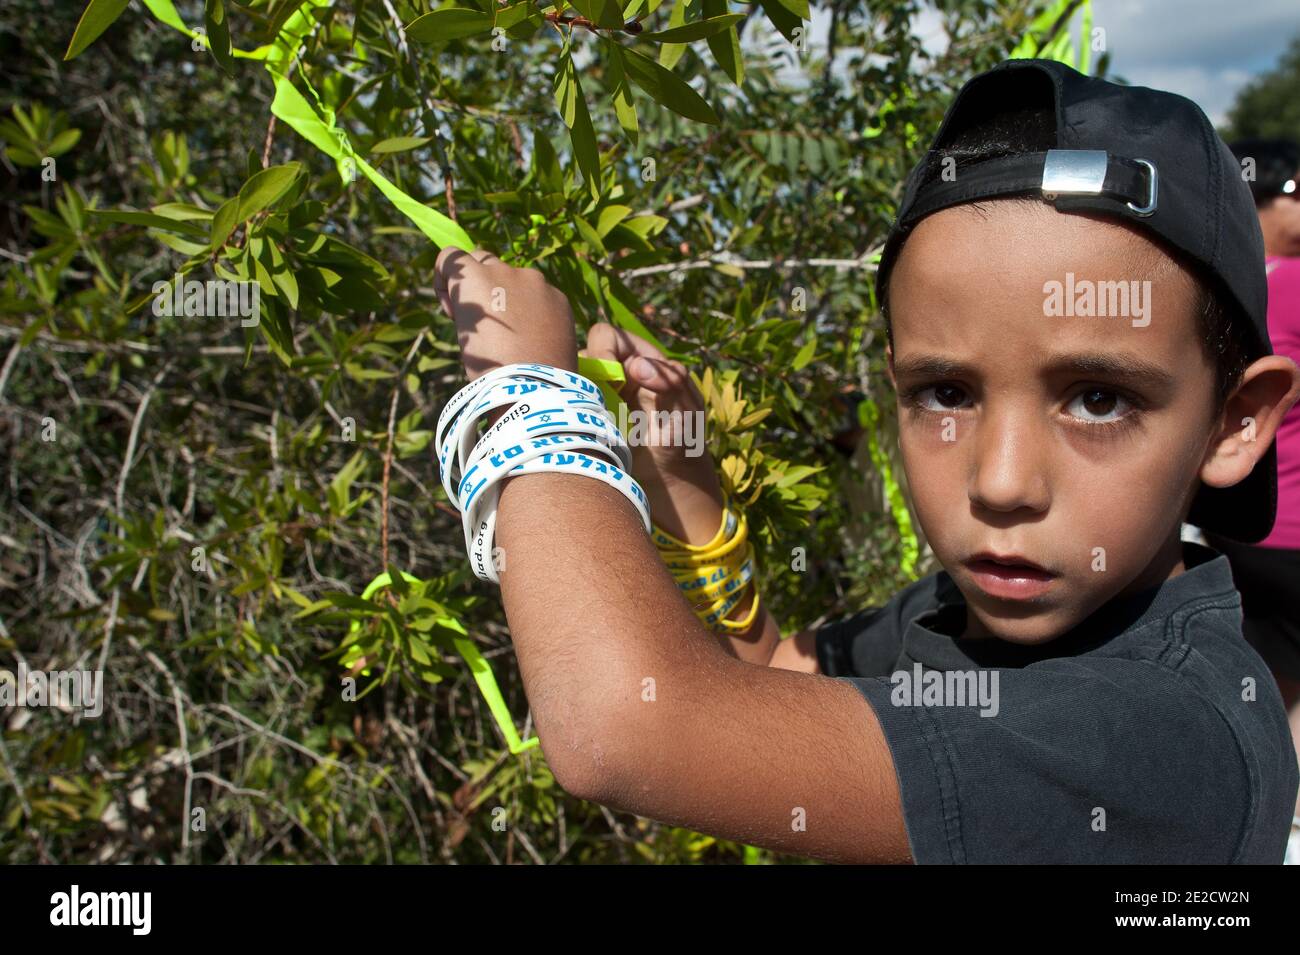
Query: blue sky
1056 0 1297 126
798 0 1299 128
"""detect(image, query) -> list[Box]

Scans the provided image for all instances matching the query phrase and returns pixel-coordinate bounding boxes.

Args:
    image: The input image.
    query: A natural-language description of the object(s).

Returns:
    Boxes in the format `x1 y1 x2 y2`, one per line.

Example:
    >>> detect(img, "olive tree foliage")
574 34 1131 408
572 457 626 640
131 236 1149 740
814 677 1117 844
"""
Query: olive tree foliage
1 0 1057 863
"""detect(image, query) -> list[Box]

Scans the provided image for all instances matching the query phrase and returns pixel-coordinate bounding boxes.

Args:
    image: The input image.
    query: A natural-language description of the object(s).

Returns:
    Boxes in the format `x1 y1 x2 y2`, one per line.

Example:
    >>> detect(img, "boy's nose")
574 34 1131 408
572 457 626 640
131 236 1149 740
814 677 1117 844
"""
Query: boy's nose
967 407 1051 516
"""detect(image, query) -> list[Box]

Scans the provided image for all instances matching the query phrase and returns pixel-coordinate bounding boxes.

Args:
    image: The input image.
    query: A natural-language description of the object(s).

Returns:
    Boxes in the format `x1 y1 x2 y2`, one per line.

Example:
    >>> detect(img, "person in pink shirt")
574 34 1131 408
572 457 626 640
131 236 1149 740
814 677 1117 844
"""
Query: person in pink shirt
1210 138 1300 853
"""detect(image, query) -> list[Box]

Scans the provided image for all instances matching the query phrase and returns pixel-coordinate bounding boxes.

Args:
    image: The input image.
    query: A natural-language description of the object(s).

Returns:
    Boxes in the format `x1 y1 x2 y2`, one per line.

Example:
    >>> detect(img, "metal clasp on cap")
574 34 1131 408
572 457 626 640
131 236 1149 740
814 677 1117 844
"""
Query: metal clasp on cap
1041 149 1109 199
1126 158 1158 216
1040 148 1157 217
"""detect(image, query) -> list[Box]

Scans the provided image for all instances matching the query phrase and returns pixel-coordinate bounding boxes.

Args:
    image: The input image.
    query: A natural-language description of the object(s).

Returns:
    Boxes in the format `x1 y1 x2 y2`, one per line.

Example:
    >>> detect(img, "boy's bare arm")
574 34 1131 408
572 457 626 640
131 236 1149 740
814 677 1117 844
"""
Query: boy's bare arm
436 250 899 862
494 471 908 864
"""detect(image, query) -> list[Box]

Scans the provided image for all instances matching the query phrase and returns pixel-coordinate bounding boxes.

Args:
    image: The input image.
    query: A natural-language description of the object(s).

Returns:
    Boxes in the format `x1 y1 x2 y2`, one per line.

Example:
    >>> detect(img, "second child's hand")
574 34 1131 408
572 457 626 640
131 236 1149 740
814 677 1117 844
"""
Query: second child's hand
580 322 783 664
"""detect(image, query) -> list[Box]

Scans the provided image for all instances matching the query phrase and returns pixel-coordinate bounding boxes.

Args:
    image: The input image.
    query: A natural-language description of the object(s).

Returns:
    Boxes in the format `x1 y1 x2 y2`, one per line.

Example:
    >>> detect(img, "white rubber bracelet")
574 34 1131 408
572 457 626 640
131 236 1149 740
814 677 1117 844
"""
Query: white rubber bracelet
459 430 625 516
435 363 650 584
465 449 652 583
457 381 619 485
437 375 559 491
436 362 606 451
465 398 629 483
440 381 618 505
437 373 608 497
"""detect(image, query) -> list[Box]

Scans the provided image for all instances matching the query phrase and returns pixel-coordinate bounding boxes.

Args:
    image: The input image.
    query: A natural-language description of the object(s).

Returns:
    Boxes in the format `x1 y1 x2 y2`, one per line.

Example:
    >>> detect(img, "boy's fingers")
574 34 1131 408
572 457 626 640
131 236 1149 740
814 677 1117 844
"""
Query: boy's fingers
627 356 690 396
433 247 478 314
586 322 665 365
434 246 501 291
434 245 473 285
585 322 690 398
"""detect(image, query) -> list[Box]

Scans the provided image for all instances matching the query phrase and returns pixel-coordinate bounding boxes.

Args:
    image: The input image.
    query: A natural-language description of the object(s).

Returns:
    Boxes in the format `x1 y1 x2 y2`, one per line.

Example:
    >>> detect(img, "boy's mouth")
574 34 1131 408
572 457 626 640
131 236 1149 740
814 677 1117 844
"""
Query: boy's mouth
963 552 1058 601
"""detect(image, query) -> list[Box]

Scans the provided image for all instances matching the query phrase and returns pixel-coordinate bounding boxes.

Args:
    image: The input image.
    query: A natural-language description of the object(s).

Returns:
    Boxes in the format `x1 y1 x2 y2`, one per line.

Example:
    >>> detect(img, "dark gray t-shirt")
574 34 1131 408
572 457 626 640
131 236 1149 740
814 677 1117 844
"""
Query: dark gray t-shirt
815 542 1299 863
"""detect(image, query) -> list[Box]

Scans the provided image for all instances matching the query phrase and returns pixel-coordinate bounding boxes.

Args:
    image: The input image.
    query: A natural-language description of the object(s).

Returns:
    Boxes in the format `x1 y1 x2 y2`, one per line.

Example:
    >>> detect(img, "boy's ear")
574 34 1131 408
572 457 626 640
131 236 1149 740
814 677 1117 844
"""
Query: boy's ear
1200 355 1300 490
885 341 897 390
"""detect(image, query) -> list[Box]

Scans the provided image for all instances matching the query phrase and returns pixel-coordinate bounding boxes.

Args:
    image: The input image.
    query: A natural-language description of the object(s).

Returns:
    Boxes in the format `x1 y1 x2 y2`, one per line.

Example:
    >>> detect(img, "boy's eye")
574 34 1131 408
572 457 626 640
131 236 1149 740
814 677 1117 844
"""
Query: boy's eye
1065 388 1132 423
912 383 971 411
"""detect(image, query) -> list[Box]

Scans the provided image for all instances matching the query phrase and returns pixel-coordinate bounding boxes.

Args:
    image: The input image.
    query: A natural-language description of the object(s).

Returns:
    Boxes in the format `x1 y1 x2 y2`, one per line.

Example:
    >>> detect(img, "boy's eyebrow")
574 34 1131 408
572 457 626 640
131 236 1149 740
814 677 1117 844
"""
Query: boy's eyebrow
892 352 1178 390
1041 352 1177 390
891 356 977 380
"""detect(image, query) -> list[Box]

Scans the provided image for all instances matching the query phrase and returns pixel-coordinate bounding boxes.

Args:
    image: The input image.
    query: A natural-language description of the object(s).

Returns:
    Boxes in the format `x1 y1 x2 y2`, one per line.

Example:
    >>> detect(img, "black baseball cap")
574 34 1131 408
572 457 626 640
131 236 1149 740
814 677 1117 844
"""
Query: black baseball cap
875 57 1278 543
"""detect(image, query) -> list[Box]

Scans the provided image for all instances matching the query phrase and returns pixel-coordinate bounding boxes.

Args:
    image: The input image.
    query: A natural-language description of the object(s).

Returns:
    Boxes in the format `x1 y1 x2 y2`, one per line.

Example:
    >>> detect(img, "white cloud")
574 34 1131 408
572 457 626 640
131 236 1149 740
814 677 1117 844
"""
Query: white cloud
1092 0 1299 126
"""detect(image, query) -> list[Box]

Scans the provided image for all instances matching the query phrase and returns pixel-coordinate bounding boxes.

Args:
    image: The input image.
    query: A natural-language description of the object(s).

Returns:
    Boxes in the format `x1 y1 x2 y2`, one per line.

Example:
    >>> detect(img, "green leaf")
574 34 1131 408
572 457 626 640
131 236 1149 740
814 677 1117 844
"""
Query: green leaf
703 0 743 86
47 128 82 157
606 43 639 146
271 264 299 309
553 51 577 126
496 0 540 35
756 0 806 44
620 46 720 125
554 53 601 196
210 196 240 250
595 204 633 237
772 0 810 18
150 202 214 222
153 231 210 256
406 9 496 42
238 163 303 219
64 0 131 60
90 209 207 236
568 0 624 29
657 0 690 70
638 14 744 42
791 334 817 371
328 451 367 517
210 163 302 249
204 0 236 75
370 136 432 154
573 213 605 255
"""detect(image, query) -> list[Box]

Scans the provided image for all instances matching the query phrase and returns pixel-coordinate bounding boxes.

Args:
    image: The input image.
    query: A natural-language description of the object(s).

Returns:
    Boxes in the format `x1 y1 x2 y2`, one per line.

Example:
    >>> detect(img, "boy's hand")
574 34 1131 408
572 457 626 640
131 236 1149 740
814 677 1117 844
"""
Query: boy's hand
433 247 578 380
582 322 725 539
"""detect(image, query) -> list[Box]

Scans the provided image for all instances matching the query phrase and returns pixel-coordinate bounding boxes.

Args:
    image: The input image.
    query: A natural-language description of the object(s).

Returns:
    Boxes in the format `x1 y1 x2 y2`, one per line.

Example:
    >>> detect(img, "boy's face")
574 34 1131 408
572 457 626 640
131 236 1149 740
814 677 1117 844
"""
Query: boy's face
888 200 1220 643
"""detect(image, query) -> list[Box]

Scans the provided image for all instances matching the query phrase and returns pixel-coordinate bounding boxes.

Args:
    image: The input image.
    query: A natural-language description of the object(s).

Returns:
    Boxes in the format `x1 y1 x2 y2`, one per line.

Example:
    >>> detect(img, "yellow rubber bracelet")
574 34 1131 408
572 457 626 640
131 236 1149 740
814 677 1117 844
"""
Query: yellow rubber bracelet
716 587 762 631
695 575 760 630
650 491 763 634
650 492 735 553
680 546 758 623
656 507 749 567
673 550 755 601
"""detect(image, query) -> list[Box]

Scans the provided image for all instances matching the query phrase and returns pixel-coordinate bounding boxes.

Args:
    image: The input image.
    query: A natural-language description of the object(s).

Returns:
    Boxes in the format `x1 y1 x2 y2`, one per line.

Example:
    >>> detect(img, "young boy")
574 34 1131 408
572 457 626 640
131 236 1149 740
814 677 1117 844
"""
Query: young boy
433 58 1300 863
